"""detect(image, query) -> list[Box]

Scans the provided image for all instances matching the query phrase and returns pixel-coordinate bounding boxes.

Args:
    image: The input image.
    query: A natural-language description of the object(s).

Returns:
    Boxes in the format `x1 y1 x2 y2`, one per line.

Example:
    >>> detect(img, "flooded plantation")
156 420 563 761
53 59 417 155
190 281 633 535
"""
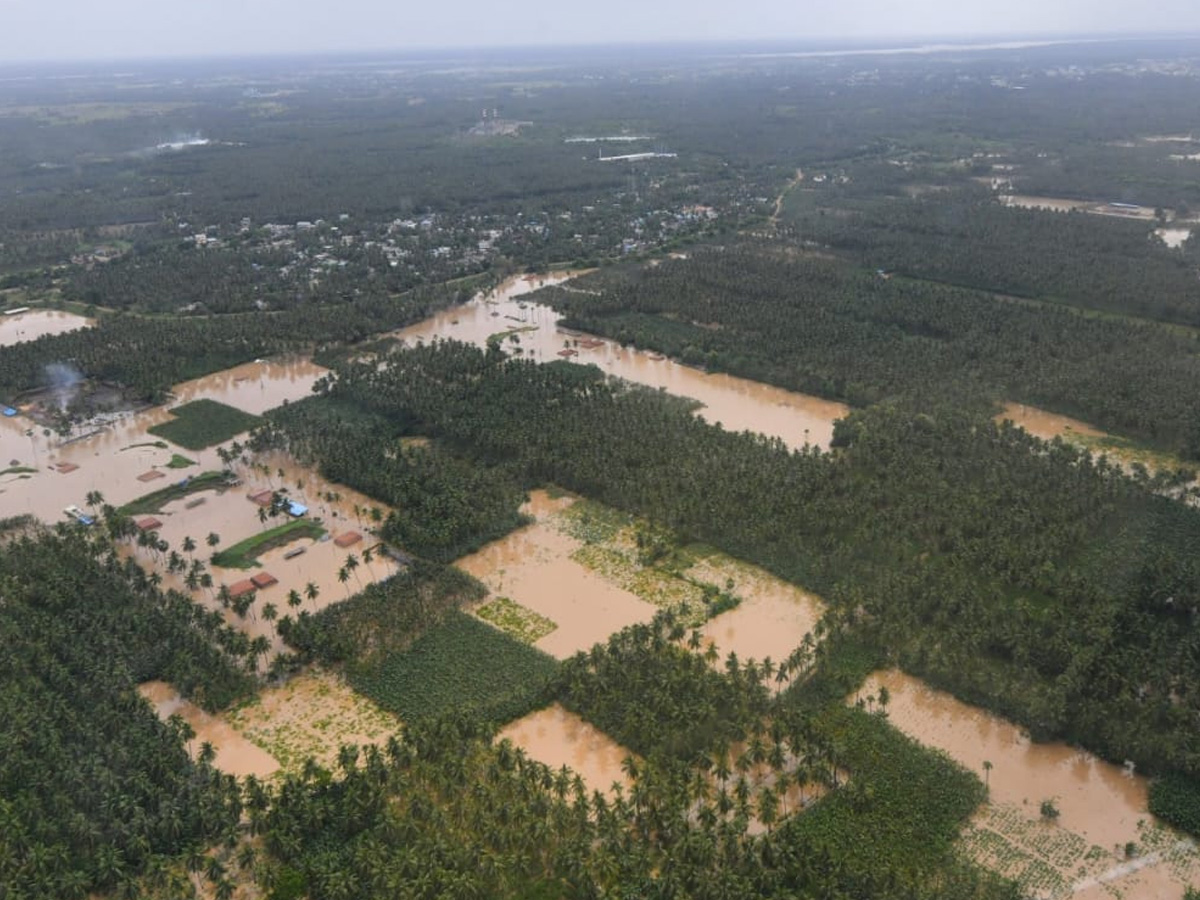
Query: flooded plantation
861 670 1200 899
457 490 658 659
498 704 634 798
397 275 848 450
139 681 279 779
689 554 823 685
226 668 402 775
0 308 94 346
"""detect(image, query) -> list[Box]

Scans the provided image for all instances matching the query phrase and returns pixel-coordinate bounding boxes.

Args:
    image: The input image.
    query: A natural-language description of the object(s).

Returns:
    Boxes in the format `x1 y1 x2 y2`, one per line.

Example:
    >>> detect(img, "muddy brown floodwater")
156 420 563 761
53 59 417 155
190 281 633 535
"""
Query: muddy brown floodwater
861 671 1200 899
688 555 823 684
0 356 327 523
997 402 1105 442
125 448 400 666
0 309 94 346
397 275 849 451
498 704 634 798
457 490 658 659
138 681 279 779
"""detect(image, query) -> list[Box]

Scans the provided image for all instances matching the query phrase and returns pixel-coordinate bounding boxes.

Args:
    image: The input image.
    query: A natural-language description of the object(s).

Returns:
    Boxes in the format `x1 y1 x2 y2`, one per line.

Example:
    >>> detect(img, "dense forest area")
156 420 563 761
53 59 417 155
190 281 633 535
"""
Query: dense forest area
259 395 530 562
536 244 1200 456
0 528 249 899
279 341 1200 783
783 186 1200 326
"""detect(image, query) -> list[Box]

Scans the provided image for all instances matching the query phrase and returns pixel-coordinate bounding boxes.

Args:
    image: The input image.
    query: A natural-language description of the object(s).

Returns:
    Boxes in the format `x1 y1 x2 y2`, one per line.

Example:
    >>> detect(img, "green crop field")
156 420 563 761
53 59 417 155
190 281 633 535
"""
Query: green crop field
350 610 558 725
148 399 263 450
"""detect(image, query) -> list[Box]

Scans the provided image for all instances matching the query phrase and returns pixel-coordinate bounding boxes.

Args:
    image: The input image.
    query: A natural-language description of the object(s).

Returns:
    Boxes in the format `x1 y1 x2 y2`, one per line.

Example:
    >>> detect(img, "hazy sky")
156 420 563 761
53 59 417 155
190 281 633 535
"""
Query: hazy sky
2 0 1200 62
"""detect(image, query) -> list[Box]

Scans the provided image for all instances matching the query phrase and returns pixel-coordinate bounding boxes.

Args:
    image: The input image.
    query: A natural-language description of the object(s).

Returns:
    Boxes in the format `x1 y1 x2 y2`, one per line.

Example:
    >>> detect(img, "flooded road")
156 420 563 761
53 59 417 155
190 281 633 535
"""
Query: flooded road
862 670 1200 899
0 356 326 523
457 490 658 659
139 681 279 779
397 275 848 451
498 704 634 797
0 309 94 346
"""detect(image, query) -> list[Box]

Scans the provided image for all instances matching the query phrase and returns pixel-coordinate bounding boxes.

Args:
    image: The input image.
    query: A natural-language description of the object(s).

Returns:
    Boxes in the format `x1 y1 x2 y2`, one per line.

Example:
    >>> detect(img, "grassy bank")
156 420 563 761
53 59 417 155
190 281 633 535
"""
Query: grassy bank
210 519 326 569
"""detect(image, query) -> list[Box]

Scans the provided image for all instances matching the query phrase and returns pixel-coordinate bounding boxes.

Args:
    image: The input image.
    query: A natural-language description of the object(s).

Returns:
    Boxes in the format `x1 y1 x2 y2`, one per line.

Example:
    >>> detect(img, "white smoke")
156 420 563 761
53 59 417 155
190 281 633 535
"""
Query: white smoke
44 362 83 411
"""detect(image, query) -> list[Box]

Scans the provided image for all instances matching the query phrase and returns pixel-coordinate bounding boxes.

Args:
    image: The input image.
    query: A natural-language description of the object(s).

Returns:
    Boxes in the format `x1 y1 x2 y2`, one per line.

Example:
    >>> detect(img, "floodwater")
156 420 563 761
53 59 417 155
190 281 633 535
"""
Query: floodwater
498 703 634 797
0 356 327 524
862 671 1200 899
1157 227 1192 249
457 490 657 659
864 671 1146 848
997 402 1105 442
397 275 849 451
0 309 94 346
226 668 402 775
688 555 823 681
138 680 279 779
126 449 399 664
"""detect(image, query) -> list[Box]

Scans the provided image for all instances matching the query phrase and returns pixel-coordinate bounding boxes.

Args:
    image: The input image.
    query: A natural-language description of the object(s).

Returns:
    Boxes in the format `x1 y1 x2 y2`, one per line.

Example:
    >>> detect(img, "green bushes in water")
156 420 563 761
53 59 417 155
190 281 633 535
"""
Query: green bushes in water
148 399 264 450
1150 773 1200 837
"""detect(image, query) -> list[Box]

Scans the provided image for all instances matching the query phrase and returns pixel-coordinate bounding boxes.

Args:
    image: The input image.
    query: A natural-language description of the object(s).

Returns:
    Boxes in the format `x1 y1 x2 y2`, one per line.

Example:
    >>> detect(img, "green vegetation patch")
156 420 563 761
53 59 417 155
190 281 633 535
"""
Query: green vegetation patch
165 453 196 469
475 596 557 644
121 440 169 451
210 519 326 569
148 399 263 450
0 465 36 477
352 610 558 725
1150 772 1200 837
118 469 230 516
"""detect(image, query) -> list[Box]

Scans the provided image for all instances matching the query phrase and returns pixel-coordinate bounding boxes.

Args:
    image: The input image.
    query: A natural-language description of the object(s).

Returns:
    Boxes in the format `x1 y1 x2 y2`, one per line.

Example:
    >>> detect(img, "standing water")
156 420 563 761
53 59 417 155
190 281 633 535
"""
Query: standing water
397 275 849 451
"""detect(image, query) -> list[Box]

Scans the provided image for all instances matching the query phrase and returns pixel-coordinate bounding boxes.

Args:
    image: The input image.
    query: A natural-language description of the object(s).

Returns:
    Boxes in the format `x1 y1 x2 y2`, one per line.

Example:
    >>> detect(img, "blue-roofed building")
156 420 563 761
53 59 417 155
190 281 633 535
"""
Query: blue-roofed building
286 500 308 517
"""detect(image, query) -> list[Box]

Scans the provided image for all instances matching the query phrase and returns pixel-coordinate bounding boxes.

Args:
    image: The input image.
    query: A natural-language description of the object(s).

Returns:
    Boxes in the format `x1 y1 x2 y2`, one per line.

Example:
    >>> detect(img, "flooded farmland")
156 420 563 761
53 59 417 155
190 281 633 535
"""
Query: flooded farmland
498 704 634 798
226 668 402 775
862 670 1200 899
139 681 279 779
690 554 823 683
397 275 849 451
457 490 658 659
0 308 94 346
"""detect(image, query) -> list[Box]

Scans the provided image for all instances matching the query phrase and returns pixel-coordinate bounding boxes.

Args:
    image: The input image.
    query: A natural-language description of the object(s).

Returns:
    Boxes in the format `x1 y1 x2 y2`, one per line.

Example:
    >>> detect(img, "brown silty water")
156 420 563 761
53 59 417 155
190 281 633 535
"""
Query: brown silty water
498 703 634 798
397 275 849 451
123 448 399 665
997 402 1105 442
0 356 326 523
860 671 1200 900
0 309 94 346
864 670 1146 849
456 490 658 660
138 680 279 779
687 556 823 688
